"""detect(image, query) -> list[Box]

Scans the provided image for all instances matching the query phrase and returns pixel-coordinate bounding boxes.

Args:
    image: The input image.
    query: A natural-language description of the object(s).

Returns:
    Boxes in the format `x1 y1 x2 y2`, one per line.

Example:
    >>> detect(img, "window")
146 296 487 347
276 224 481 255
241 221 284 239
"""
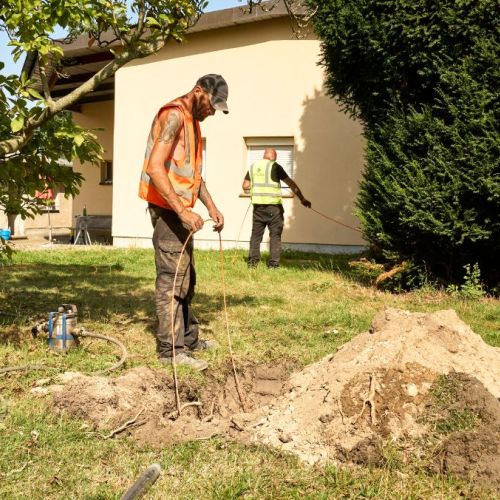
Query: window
100 160 113 185
245 137 295 194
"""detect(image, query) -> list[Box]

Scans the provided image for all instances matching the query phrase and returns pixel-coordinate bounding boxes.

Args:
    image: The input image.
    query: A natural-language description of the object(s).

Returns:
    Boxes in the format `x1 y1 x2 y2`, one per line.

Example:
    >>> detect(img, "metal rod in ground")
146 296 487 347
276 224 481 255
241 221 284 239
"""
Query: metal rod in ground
120 463 161 500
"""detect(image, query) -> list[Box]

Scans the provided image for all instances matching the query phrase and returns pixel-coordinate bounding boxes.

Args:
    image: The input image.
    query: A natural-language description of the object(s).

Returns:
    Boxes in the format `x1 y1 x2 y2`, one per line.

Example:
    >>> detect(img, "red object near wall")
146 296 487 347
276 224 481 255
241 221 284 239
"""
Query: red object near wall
35 188 55 200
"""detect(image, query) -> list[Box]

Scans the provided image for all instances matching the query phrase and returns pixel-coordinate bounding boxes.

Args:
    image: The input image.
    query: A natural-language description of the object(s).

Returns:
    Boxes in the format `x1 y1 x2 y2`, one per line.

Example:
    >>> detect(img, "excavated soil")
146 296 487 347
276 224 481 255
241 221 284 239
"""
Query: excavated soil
51 361 290 446
48 308 500 490
428 373 500 491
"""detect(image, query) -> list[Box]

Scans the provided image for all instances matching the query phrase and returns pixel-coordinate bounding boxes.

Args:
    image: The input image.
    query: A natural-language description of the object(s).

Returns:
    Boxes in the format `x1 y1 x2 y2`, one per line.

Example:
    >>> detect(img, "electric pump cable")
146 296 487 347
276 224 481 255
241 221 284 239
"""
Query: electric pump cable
170 218 247 418
218 231 247 412
231 201 252 264
76 329 128 374
0 330 127 376
308 207 362 233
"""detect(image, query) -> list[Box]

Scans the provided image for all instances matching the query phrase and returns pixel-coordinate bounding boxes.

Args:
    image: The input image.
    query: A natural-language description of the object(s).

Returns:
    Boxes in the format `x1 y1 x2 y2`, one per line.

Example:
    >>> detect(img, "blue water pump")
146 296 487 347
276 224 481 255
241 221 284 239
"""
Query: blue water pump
48 304 79 352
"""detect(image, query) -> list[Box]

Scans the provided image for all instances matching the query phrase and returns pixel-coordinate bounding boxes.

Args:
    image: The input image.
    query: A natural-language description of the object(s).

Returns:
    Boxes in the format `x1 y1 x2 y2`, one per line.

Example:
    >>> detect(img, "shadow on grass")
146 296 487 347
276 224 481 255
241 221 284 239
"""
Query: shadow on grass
1 260 261 347
144 292 260 337
278 250 377 286
0 262 152 325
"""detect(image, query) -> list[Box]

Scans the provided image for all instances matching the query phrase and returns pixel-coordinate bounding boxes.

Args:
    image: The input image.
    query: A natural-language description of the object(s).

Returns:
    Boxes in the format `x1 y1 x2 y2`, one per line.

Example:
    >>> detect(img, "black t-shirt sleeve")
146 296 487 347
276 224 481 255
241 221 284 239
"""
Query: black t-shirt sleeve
271 163 289 183
244 171 250 181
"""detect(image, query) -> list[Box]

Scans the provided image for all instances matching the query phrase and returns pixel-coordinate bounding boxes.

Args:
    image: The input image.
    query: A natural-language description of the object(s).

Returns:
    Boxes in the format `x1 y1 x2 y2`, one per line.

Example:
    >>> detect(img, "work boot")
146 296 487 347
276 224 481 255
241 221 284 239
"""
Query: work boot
159 352 208 371
189 339 219 352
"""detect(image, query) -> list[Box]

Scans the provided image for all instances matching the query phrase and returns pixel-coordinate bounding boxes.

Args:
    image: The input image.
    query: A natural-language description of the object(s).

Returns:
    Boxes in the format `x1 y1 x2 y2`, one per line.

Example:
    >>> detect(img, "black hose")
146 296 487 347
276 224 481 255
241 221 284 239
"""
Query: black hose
0 364 57 375
76 328 128 375
121 463 161 500
0 328 128 376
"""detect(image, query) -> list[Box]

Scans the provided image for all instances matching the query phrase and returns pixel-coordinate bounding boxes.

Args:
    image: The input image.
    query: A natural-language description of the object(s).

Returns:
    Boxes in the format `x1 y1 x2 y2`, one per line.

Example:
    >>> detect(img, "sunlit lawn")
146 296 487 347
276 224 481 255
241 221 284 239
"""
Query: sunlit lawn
0 247 498 498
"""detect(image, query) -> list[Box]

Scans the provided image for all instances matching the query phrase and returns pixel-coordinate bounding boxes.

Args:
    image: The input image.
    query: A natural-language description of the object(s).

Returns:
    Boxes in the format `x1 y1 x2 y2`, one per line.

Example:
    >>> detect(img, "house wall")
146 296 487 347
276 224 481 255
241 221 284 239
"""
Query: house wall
112 17 365 250
72 100 114 217
3 193 73 238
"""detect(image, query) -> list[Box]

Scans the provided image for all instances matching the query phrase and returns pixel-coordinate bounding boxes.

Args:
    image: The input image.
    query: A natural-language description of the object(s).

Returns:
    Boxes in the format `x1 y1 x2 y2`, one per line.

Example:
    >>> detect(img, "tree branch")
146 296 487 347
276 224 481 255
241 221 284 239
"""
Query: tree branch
0 31 176 158
134 0 147 42
37 57 55 109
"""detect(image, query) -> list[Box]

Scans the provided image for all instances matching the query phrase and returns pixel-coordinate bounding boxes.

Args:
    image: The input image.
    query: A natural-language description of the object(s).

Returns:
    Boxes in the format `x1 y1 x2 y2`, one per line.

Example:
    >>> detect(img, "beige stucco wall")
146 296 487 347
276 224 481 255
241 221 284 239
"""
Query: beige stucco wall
112 17 365 250
72 100 114 218
23 193 73 231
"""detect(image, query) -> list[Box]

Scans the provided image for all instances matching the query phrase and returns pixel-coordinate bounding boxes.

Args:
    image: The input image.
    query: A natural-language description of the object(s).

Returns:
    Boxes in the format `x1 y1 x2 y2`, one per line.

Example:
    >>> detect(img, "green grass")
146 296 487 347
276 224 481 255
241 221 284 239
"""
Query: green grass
427 374 483 434
1 247 499 498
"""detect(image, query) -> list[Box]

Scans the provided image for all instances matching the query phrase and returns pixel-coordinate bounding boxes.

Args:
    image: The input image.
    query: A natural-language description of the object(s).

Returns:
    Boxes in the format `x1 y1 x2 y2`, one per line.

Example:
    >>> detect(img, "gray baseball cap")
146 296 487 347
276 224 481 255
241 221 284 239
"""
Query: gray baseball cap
196 74 229 114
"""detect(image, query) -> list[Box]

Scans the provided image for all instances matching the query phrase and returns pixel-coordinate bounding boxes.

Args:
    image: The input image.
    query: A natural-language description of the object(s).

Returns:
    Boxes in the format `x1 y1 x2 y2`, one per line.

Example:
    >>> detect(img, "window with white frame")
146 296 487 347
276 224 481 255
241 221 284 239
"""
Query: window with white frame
245 137 295 194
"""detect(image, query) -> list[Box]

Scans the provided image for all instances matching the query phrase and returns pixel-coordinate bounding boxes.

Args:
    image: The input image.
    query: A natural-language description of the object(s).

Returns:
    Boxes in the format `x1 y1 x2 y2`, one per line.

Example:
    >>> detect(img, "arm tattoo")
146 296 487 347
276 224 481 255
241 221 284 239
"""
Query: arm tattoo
158 112 181 144
199 180 214 207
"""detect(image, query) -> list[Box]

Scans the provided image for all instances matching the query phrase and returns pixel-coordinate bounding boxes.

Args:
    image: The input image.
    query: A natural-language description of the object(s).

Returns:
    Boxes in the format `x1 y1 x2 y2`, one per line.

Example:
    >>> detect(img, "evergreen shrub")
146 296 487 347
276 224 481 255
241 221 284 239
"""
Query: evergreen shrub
309 0 499 290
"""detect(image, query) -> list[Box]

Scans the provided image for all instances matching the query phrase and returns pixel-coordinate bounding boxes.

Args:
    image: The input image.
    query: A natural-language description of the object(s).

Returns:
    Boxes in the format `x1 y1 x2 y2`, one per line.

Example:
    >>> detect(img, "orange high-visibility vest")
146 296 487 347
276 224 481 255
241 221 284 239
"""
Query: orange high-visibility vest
138 100 202 210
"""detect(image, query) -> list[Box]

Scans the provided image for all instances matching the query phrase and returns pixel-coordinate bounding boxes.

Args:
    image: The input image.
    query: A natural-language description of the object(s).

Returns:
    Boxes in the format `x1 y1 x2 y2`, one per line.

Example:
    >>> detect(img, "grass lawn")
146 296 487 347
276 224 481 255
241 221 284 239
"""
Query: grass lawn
1 247 499 498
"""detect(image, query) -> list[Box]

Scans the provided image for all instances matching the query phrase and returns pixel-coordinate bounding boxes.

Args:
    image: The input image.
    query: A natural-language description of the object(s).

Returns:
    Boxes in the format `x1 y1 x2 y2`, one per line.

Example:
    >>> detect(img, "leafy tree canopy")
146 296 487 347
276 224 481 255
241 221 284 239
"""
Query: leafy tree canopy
309 0 498 127
0 0 206 225
0 0 207 157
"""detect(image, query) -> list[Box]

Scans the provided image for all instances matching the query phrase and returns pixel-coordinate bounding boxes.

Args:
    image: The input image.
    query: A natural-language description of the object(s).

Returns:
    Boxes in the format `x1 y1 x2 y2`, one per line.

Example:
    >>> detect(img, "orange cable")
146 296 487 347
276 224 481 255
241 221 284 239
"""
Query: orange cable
170 218 246 418
218 231 247 412
309 207 362 233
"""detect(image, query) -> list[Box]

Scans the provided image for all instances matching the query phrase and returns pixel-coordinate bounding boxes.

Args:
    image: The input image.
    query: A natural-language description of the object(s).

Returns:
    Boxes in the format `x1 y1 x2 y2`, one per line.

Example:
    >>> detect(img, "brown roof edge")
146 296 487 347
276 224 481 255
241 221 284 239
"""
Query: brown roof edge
24 1 290 63
21 51 38 79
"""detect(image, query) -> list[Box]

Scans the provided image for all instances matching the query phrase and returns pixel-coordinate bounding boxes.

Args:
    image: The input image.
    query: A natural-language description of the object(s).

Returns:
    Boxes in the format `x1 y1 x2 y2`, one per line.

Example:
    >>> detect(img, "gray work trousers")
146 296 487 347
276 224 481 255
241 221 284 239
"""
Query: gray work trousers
149 205 199 358
248 204 285 267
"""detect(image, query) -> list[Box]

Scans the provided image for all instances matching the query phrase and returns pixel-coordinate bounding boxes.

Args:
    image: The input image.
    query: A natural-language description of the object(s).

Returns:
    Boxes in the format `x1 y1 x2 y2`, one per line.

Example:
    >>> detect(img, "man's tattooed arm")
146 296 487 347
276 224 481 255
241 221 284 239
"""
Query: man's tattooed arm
199 180 224 231
199 180 216 210
158 110 181 144
145 109 186 215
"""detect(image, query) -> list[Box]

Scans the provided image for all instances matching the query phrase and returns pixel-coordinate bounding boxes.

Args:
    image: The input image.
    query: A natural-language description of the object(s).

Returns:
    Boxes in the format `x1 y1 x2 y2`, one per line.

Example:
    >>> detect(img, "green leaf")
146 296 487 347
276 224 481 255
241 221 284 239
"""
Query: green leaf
74 134 85 146
11 115 25 133
27 88 44 100
146 17 161 27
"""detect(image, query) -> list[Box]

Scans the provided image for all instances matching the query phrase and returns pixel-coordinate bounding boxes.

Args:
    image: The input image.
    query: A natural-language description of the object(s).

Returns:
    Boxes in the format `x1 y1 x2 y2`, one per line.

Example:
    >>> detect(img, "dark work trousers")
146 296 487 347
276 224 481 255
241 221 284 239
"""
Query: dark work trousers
149 205 199 358
248 204 285 267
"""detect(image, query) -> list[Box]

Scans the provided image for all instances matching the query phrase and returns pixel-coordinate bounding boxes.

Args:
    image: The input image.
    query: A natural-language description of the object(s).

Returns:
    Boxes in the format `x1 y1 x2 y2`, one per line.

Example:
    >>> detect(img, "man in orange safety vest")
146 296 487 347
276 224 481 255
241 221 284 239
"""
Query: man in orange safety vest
139 74 229 371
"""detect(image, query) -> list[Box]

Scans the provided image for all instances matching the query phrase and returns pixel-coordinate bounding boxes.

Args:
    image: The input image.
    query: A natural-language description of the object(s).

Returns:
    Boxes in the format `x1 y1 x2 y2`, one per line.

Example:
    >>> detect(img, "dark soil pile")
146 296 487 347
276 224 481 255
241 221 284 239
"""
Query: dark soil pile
427 373 500 491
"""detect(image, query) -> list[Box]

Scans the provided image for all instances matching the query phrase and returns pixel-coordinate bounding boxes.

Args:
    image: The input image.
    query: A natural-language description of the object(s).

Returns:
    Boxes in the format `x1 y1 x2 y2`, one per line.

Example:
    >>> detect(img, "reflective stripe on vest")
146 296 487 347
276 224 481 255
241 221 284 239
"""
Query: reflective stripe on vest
250 159 282 205
138 100 202 210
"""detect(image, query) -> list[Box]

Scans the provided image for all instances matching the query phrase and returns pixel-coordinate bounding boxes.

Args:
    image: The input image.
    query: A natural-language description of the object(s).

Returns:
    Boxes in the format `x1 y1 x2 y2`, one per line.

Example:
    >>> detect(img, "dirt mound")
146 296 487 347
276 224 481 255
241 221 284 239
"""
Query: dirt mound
428 373 500 491
50 308 500 489
248 308 500 489
52 362 289 445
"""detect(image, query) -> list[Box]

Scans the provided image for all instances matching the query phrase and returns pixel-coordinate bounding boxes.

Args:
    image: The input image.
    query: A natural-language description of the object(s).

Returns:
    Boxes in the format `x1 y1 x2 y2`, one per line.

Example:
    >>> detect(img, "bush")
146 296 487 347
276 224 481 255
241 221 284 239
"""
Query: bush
309 0 499 290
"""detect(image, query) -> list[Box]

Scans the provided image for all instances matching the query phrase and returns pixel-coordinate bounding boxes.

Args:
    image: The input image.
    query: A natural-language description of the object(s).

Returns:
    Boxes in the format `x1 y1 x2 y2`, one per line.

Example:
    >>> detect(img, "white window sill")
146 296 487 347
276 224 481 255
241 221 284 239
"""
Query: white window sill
239 192 294 198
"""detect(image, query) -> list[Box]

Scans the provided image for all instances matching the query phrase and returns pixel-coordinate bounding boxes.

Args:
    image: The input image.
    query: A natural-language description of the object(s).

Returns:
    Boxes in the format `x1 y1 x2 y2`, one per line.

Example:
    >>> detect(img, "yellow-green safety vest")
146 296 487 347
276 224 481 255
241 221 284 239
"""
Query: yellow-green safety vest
250 159 282 205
